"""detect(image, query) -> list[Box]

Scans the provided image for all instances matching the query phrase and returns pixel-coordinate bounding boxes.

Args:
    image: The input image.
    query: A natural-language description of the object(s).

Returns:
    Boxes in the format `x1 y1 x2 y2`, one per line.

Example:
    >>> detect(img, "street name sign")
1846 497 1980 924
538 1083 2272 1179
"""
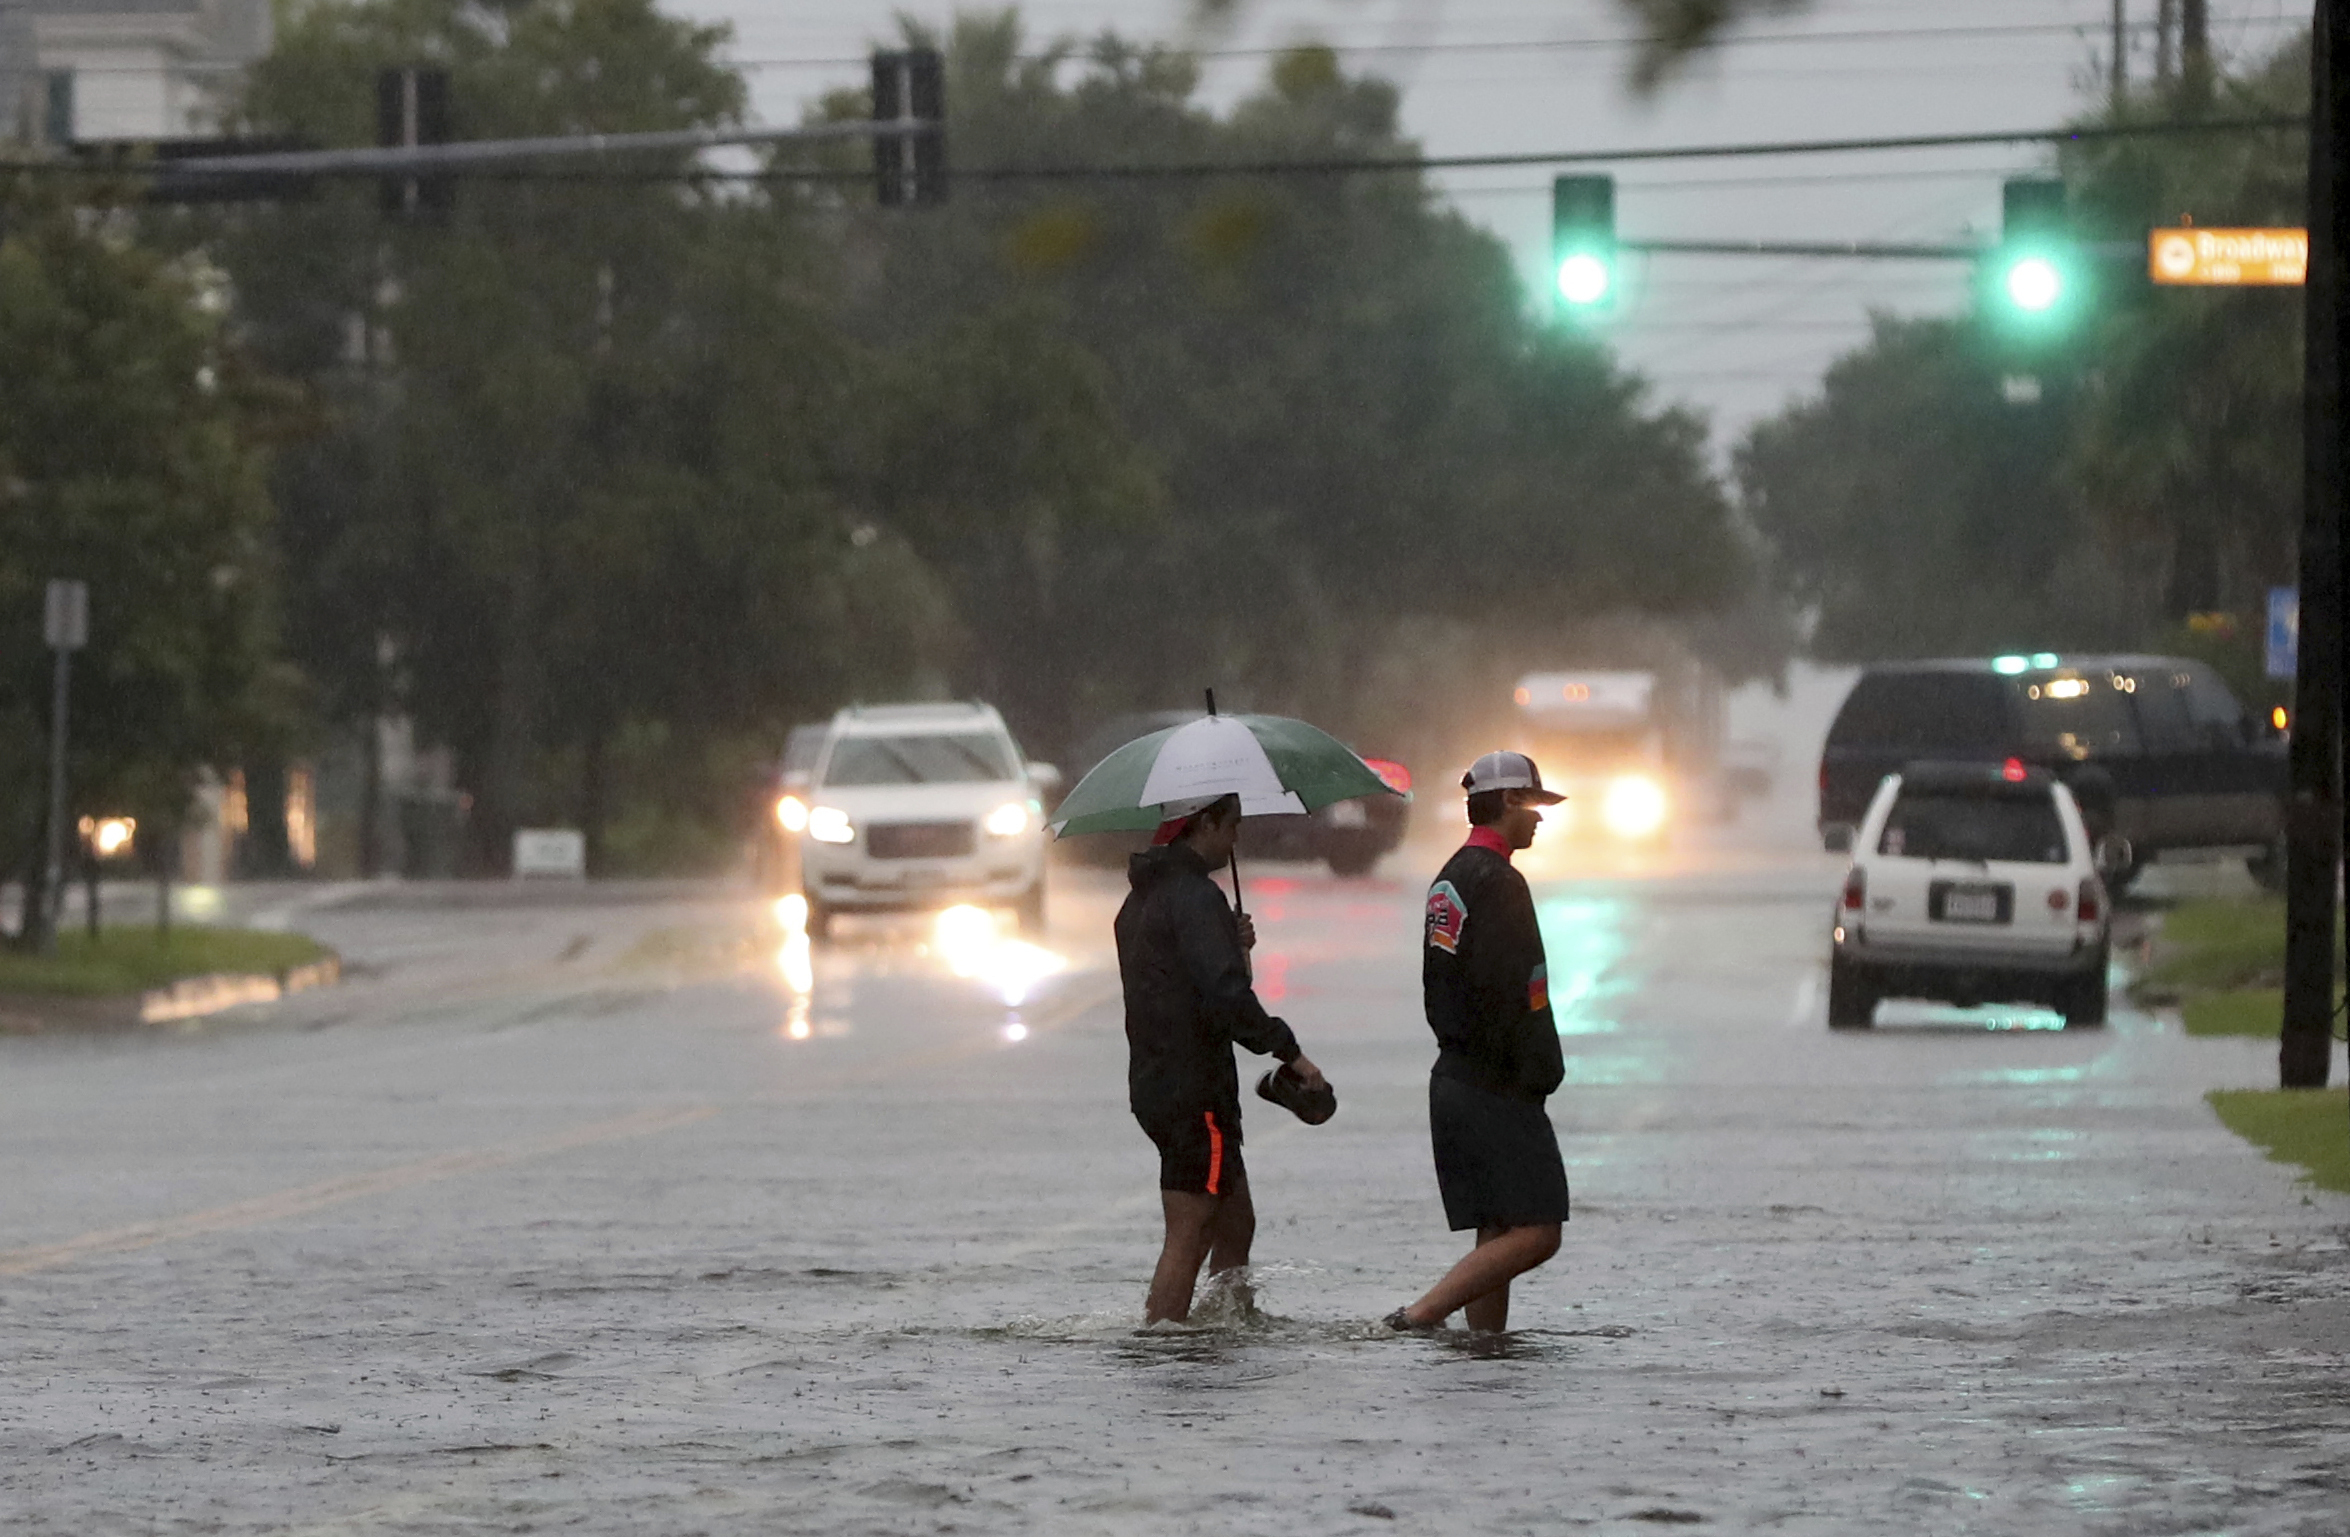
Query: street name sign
2149 227 2308 286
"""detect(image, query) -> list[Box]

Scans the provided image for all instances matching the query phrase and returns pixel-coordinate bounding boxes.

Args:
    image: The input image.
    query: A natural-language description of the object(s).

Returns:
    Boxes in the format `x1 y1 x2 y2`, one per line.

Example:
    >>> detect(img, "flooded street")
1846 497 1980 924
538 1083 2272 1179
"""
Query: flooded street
3 844 2347 1534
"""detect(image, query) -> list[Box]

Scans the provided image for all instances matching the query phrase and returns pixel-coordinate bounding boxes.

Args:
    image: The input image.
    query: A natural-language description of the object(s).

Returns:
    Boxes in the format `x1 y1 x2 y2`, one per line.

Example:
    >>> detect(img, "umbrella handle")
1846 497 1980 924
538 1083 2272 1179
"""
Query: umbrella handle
1228 851 1245 917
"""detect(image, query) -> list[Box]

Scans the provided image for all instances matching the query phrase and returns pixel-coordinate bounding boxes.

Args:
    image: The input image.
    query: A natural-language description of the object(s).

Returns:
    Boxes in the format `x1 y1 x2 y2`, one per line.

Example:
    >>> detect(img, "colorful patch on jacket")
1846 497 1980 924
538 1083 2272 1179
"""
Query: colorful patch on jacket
1426 880 1467 953
1527 963 1549 1012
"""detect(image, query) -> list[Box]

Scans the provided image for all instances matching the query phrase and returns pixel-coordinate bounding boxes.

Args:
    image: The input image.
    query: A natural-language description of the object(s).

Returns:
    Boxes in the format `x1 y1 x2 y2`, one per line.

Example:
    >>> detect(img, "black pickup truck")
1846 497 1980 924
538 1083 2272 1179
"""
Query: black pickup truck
1818 656 2287 888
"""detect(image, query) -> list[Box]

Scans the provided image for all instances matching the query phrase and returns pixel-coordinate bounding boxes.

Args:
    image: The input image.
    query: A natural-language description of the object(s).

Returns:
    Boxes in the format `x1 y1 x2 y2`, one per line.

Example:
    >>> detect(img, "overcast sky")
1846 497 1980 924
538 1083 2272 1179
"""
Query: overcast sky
670 0 2306 455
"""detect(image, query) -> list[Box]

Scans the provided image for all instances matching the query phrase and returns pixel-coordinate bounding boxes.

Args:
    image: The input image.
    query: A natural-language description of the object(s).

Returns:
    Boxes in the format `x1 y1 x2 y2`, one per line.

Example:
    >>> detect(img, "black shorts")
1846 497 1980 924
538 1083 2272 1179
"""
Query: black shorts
1143 1108 1246 1196
1430 1073 1569 1232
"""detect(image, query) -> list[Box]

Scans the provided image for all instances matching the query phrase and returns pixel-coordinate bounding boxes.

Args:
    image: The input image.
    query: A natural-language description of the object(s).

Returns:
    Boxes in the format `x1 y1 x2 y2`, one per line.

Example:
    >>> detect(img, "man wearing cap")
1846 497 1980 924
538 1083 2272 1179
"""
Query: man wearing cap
1386 751 1569 1333
1117 792 1328 1323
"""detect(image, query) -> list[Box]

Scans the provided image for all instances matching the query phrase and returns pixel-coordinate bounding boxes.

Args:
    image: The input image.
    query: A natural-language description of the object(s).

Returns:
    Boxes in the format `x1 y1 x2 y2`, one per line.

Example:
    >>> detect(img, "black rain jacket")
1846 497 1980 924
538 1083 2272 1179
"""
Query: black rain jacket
1423 841 1566 1104
1116 842 1300 1135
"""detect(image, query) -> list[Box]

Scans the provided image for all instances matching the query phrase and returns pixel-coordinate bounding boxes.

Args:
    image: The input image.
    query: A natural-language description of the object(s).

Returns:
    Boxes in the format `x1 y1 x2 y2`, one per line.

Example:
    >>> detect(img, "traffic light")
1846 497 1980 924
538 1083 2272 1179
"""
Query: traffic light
378 66 452 218
1552 174 1615 314
872 49 946 207
1990 178 2076 327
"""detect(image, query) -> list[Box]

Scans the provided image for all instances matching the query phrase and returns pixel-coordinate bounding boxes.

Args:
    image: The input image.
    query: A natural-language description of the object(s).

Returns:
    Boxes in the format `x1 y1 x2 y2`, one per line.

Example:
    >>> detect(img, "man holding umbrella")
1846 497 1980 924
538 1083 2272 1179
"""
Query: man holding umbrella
1115 792 1327 1324
1387 751 1569 1334
1052 705 1388 1323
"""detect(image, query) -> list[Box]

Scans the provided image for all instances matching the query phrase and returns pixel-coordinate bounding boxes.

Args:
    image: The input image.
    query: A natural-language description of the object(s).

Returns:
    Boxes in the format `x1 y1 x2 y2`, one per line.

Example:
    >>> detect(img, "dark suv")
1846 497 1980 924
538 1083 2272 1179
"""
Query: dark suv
1818 656 2285 888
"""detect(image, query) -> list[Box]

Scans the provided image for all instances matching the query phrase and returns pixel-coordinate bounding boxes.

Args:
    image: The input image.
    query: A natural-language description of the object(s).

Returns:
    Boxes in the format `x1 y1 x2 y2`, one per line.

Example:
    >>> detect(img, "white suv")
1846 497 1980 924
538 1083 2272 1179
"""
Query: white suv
799 703 1048 940
1829 761 2116 1028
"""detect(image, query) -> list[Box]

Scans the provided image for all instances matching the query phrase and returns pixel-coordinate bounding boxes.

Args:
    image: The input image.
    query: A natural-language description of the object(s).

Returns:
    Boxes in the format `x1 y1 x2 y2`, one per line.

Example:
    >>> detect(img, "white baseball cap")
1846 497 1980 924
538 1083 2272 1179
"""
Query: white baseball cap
1460 750 1565 804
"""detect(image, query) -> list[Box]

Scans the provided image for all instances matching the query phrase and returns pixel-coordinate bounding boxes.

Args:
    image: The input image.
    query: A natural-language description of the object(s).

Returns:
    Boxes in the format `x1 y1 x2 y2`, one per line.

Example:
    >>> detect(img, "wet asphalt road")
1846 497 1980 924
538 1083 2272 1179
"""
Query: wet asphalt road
2 838 2347 1535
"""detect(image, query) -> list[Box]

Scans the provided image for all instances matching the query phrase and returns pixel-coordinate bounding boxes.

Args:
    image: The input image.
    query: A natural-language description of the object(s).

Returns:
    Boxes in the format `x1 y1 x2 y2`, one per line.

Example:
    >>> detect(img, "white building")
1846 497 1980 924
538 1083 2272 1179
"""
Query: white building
0 0 269 145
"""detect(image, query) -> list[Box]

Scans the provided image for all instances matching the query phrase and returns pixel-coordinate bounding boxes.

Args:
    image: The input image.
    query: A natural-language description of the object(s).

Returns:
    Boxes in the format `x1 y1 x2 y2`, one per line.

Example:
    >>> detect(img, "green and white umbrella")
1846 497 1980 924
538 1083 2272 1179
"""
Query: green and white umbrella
1050 712 1401 838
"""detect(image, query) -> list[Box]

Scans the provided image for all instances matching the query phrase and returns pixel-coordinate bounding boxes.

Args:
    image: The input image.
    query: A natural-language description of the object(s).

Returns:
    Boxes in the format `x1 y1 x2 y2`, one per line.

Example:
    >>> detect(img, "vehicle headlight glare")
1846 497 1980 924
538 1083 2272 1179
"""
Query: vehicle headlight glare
984 802 1031 838
806 806 855 844
775 795 809 833
1601 775 1668 840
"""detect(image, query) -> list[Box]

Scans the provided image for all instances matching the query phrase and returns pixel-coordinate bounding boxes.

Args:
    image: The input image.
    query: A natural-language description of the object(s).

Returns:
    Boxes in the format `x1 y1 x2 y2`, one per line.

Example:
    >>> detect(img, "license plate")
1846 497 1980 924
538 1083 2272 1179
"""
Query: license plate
1941 888 2003 923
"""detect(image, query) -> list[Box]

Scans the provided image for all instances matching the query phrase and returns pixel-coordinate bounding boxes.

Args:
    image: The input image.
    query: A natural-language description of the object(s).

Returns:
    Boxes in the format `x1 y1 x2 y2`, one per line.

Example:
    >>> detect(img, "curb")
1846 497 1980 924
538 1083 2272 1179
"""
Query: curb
0 954 343 1034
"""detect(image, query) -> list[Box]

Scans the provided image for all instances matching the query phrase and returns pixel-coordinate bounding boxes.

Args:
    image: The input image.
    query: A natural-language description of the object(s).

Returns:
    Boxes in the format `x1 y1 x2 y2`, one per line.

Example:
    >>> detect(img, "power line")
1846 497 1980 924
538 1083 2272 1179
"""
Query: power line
711 14 2305 73
8 112 2301 189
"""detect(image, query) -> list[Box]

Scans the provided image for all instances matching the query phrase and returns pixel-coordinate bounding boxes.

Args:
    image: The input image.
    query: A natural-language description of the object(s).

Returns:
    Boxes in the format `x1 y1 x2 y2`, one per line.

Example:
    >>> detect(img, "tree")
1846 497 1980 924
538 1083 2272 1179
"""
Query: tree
1738 315 2139 661
0 174 286 939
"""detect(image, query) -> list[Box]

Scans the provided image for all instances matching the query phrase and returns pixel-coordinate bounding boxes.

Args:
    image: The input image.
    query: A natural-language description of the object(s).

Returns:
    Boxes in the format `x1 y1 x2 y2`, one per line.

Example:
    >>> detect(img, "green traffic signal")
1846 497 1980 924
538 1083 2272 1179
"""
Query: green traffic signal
1553 174 1616 314
2003 254 2063 313
1988 179 2079 329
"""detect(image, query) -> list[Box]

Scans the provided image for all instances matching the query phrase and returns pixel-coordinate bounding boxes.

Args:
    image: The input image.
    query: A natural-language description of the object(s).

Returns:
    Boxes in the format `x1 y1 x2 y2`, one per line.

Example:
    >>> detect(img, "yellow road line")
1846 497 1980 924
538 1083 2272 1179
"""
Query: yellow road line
0 1105 716 1277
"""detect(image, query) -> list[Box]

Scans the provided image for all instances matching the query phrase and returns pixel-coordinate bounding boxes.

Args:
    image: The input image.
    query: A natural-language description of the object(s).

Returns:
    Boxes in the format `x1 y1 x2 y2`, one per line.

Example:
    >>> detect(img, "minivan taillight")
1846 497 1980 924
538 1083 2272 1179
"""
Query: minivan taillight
1841 868 1866 912
2077 877 2102 924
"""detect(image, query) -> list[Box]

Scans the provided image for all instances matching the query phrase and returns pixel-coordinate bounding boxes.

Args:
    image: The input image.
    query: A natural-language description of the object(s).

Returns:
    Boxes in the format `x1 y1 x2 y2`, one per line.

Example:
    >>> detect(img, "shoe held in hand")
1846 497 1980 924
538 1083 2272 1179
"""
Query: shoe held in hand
1256 1063 1337 1125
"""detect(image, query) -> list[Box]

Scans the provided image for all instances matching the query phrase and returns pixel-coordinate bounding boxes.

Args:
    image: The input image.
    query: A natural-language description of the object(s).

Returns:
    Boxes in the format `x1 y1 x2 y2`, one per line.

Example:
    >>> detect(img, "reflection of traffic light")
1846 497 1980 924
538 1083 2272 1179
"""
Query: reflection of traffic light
1989 178 2077 327
1552 174 1615 314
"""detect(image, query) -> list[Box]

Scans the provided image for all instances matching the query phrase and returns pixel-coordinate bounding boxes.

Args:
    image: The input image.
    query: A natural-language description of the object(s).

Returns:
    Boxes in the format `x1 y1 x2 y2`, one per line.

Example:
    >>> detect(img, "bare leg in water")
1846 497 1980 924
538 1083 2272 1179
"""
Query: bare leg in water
1397 1222 1561 1332
1145 1168 1255 1323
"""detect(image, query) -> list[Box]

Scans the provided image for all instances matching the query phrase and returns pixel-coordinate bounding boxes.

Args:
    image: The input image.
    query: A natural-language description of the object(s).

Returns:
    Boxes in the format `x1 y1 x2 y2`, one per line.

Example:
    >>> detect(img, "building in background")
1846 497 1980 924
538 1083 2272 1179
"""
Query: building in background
0 0 269 145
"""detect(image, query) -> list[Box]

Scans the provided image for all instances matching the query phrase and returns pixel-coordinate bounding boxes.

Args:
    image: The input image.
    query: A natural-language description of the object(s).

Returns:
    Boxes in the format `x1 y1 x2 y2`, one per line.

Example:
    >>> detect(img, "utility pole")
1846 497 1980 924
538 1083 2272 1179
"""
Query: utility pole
2182 0 2211 99
38 579 87 955
2282 0 2345 1092
2157 0 2178 83
2112 0 2128 106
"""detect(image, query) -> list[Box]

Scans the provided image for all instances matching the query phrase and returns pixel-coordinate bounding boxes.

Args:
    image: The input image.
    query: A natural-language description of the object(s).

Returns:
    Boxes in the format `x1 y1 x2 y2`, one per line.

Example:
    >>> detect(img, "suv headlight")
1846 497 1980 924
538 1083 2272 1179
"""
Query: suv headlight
984 802 1033 838
806 806 855 844
775 794 809 833
1601 775 1668 840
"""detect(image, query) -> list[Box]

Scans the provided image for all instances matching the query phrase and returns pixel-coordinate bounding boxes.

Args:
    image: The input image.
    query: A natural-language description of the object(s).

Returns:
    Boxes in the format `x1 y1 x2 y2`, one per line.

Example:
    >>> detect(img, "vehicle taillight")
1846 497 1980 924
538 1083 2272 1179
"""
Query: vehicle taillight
1819 762 1829 795
2002 757 2028 782
1364 757 1413 795
2077 877 2102 924
1841 868 1866 912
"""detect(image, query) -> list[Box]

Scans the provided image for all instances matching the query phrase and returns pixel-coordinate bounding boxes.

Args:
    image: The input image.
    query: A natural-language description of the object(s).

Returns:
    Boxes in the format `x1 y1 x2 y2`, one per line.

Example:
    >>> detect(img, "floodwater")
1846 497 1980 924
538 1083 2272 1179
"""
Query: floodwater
1 847 2347 1534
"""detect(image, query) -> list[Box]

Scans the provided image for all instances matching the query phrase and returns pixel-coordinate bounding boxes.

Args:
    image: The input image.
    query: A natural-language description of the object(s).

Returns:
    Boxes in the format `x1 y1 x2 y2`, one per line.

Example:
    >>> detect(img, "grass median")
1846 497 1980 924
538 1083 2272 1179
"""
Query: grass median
2208 1089 2350 1195
0 928 330 998
2132 897 2342 1038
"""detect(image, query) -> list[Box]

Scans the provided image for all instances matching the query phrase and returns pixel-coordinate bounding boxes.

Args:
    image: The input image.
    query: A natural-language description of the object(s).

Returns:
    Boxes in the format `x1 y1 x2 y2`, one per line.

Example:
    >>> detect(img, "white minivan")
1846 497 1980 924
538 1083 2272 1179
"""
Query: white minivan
1830 760 2120 1028
798 703 1048 941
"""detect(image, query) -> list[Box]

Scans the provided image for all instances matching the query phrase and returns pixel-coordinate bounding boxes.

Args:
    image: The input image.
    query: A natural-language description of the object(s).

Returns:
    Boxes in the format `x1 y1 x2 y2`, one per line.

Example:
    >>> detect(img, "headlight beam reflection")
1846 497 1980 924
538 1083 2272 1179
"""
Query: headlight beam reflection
931 903 1067 1019
773 894 814 1039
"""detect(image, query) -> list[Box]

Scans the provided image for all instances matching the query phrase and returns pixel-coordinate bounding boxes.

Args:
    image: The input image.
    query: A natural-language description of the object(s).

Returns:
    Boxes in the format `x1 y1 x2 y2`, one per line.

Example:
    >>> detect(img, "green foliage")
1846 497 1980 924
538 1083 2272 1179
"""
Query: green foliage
2059 43 2309 623
0 926 327 996
0 173 286 918
1741 32 2311 664
2206 1089 2350 1196
208 4 1758 871
1737 315 2136 660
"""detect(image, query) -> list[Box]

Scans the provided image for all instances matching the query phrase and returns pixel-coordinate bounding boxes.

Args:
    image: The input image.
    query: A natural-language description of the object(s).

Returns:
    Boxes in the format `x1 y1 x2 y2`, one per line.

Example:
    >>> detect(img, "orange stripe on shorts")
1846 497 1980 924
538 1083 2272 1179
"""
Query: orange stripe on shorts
1204 1110 1223 1196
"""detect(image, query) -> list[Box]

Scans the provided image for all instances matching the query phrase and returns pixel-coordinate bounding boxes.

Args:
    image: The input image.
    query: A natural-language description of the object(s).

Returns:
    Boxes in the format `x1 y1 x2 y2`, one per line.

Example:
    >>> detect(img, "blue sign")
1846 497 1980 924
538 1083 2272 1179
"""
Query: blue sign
2268 586 2299 679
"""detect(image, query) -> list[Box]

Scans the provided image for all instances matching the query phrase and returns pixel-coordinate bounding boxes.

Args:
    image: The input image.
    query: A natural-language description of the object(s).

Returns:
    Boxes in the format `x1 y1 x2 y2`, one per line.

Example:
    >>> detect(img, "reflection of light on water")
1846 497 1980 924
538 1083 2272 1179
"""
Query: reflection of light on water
1536 897 1630 1035
1002 1021 1029 1043
932 904 1068 1007
1256 952 1289 1004
774 894 814 1040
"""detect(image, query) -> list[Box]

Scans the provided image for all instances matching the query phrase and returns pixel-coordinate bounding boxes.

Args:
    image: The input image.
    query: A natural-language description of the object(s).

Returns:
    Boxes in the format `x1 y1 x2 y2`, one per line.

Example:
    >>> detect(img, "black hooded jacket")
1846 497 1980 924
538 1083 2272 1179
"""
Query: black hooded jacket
1116 842 1300 1134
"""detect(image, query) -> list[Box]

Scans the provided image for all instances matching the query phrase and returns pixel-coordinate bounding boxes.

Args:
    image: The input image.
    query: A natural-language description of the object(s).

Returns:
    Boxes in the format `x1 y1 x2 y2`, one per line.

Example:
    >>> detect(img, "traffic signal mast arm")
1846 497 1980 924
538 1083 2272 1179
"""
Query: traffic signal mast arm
158 117 931 182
